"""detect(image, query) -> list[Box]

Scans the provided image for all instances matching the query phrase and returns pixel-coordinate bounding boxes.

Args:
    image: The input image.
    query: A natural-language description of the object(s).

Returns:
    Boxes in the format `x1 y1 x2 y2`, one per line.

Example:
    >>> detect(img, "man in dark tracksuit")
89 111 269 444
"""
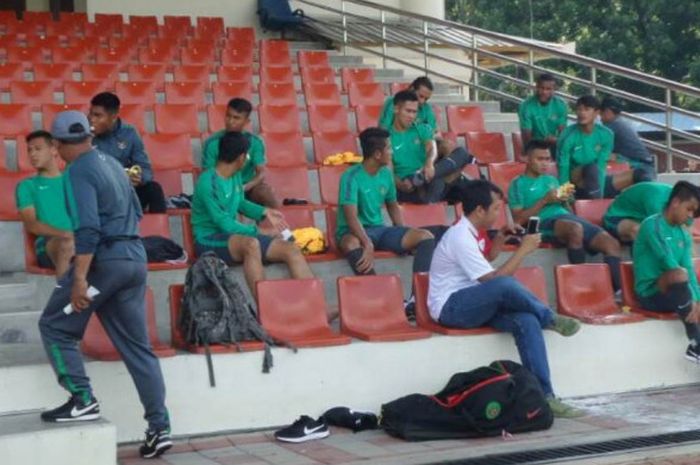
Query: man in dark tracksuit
38 111 172 459
89 92 167 213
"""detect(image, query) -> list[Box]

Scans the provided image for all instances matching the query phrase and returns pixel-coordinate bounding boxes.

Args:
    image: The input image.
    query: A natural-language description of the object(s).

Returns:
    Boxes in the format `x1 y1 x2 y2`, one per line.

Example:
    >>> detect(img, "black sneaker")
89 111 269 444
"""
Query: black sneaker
274 415 329 443
404 299 416 322
139 428 173 459
40 396 100 423
685 344 700 363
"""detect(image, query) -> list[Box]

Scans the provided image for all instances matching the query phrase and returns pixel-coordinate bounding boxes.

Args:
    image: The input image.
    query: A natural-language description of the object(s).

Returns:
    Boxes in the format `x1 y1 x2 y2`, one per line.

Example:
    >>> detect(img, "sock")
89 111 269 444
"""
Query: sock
346 248 376 275
412 238 436 274
432 147 472 179
603 255 622 291
567 247 586 264
633 167 653 183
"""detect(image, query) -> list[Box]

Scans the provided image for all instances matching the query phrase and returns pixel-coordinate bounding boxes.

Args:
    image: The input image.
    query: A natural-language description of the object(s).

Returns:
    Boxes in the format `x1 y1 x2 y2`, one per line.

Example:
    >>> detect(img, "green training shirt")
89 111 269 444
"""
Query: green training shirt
604 182 672 224
201 131 266 184
378 96 438 133
191 168 266 242
389 123 434 179
518 95 569 140
336 164 397 239
16 175 72 252
633 213 700 300
508 174 569 222
557 123 613 191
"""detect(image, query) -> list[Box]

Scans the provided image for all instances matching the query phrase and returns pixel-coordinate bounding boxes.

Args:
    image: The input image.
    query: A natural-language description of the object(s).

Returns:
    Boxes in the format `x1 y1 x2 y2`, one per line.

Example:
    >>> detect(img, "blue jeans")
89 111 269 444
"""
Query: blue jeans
438 276 556 396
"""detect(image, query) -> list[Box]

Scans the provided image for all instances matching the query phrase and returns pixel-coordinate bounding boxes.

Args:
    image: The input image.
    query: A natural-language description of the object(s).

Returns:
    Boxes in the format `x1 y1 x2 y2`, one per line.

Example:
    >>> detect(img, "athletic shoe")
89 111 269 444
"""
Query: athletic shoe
404 296 416 322
274 415 329 443
685 344 700 364
548 315 581 337
410 171 426 187
139 428 173 459
322 407 378 432
547 397 585 418
40 396 100 423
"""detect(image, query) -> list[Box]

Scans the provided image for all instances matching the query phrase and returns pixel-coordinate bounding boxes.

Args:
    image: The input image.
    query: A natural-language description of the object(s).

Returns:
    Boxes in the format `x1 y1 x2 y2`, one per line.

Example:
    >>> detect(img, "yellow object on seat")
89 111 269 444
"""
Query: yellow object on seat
322 151 363 165
292 227 326 254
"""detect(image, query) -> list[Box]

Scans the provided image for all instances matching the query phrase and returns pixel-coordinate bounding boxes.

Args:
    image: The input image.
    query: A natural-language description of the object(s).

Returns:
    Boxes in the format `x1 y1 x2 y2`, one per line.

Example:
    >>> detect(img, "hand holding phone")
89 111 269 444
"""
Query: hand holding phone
526 217 540 235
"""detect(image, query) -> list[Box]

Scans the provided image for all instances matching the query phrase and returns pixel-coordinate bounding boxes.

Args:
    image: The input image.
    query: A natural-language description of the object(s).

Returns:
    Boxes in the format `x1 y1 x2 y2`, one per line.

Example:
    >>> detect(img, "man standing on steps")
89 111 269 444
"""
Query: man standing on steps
38 111 172 459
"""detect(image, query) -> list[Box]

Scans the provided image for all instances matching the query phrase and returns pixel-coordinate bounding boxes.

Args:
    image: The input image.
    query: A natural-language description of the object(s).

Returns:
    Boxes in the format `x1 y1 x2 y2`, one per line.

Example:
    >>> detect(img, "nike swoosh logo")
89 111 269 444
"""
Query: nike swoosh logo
526 408 541 420
678 300 692 310
146 434 158 448
55 285 62 289
70 403 96 417
303 424 325 435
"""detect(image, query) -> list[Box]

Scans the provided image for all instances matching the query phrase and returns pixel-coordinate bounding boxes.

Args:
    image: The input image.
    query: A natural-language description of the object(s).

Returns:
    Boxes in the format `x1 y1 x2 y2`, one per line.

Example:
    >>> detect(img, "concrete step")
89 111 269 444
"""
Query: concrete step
0 411 116 465
0 311 41 344
0 341 45 367
0 281 37 313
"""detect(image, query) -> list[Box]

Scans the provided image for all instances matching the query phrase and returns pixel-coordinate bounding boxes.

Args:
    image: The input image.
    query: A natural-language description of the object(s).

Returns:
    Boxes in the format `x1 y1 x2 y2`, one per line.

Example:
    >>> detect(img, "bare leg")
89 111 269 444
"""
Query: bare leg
45 236 74 279
616 219 640 243
227 235 265 298
265 239 314 279
246 181 280 208
612 171 635 191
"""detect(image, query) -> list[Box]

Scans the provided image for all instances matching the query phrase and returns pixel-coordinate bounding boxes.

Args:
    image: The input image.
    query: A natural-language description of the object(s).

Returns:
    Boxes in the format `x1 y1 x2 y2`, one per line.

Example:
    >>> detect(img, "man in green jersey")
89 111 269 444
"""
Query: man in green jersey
558 95 647 199
510 140 622 290
192 132 312 298
603 182 672 243
15 130 73 277
379 77 438 133
632 181 700 363
336 127 435 277
518 73 568 155
390 90 472 204
202 98 279 208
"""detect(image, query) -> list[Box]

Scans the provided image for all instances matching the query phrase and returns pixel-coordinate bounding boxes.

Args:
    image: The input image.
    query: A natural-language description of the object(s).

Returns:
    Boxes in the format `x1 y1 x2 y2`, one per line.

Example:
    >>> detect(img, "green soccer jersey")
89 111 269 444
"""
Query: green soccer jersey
518 95 569 140
604 182 672 224
336 164 397 239
201 131 266 184
191 168 266 243
16 175 72 252
378 96 438 133
557 123 614 191
508 174 569 222
389 123 434 179
633 213 700 300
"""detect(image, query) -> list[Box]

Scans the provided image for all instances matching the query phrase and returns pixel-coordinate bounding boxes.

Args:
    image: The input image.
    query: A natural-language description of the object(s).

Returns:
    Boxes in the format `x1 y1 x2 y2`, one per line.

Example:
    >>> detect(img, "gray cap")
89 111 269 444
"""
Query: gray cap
51 110 91 141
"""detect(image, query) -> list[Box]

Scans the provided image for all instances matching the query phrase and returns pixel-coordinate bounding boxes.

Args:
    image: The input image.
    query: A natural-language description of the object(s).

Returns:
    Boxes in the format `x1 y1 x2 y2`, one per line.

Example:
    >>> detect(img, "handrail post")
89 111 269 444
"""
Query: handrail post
471 32 479 102
381 10 387 69
665 88 673 172
423 21 429 74
528 49 534 89
591 67 597 96
341 0 348 56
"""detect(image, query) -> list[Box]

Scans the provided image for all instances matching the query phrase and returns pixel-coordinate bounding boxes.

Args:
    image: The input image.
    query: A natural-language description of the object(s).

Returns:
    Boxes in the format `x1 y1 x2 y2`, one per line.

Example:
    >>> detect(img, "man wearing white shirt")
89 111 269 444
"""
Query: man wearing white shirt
428 179 583 418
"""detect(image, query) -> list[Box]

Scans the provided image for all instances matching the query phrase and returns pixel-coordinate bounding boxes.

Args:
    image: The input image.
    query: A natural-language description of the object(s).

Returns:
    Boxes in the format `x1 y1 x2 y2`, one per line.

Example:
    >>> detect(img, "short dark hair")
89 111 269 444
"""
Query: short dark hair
393 90 419 106
26 130 53 144
90 92 120 113
666 180 700 215
524 139 551 155
536 73 557 85
410 76 433 92
359 127 390 159
600 96 622 114
218 132 250 164
576 95 600 110
226 98 253 117
460 179 503 216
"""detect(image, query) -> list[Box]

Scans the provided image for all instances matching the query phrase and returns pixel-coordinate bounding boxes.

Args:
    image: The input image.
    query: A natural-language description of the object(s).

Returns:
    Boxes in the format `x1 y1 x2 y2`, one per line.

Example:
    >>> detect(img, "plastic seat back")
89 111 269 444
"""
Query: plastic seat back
127 63 167 84
512 132 524 160
0 103 33 136
300 67 336 86
217 65 254 84
1 172 32 219
259 104 302 133
573 199 613 227
513 266 548 304
164 81 207 105
42 103 89 131
0 63 24 91
466 132 508 164
10 81 54 106
307 104 350 133
261 132 307 167
312 131 358 164
143 133 194 170
52 46 90 64
33 63 74 86
115 81 158 105
298 51 330 68
153 169 184 197
304 83 342 106
63 81 112 105
119 104 147 134
211 81 253 105
265 166 312 201
259 82 297 106
259 65 294 84
318 165 349 205
180 47 216 65
220 46 254 66
398 203 448 228
487 162 525 195
354 104 383 132
173 64 210 82
348 83 385 107
620 262 676 320
446 105 486 134
154 103 200 135
341 68 375 92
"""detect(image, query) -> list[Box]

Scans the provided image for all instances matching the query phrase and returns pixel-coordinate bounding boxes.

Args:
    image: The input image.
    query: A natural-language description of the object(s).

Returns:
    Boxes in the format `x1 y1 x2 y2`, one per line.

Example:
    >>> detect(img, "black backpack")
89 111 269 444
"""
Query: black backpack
179 252 277 386
380 360 553 441
141 235 186 263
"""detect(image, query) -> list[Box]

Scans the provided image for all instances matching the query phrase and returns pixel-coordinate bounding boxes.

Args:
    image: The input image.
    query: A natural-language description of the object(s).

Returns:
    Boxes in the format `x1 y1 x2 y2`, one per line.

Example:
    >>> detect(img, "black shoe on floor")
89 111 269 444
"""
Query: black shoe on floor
685 344 700 364
40 396 100 423
139 428 173 459
274 415 329 443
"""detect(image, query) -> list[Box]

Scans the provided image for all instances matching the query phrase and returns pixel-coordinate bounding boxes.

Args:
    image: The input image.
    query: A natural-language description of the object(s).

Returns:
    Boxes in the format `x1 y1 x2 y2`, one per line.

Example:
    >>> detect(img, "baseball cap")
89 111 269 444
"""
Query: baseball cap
51 110 91 141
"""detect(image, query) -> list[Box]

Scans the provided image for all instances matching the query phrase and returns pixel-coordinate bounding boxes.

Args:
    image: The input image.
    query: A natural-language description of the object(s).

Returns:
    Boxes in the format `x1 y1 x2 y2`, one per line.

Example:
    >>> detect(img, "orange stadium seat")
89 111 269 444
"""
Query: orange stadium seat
109 34 145 51
220 46 255 66
115 81 158 105
127 63 167 85
128 15 158 35
196 17 225 36
26 35 63 51
398 203 448 228
447 105 486 134
33 63 74 86
0 172 29 219
143 133 194 171
95 46 134 65
226 27 256 44
186 38 218 51
487 162 525 195
555 264 645 324
82 287 176 361
513 266 549 305
81 63 120 82
307 104 350 133
138 46 177 64
138 213 188 270
164 81 207 105
257 279 351 347
259 40 291 66
211 81 253 105
265 166 312 202
318 165 348 205
259 65 294 84
312 131 358 165
119 103 147 134
297 51 330 68
300 67 336 86
278 207 338 261
10 81 54 106
390 82 411 94
42 103 89 130
463 162 481 180
180 46 216 65
153 169 184 198
466 132 508 164
354 104 383 132
304 83 342 106
620 262 678 320
0 63 23 91
163 15 191 29
63 81 112 105
94 13 123 30
262 132 307 167
217 65 254 84
173 64 210 82
205 104 253 133
573 199 613 227
338 274 432 342
0 137 9 171
259 82 297 106
51 46 91 63
512 132 524 160
147 37 179 50
7 47 47 65
413 273 497 335
259 104 302 133
14 137 31 172
341 68 375 92
0 104 33 136
347 83 385 107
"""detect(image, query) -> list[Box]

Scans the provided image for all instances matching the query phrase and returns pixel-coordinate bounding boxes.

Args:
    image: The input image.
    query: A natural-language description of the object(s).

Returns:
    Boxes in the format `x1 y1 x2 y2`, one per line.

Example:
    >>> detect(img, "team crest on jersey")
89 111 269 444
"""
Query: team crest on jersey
414 138 420 144
117 140 127 150
595 144 602 152
379 186 387 195
550 114 558 120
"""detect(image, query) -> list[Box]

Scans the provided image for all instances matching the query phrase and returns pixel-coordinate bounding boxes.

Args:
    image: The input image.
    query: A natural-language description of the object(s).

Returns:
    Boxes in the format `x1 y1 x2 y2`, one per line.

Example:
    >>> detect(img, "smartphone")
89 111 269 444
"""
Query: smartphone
527 217 540 234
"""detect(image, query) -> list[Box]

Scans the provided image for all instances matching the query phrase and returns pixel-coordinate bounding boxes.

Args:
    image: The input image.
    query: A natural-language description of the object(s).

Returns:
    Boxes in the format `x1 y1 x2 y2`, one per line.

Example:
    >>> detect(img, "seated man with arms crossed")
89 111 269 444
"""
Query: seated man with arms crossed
510 140 622 291
89 92 167 213
336 127 435 277
603 182 672 244
202 98 279 208
16 130 73 278
428 179 583 417
192 132 312 298
633 181 700 363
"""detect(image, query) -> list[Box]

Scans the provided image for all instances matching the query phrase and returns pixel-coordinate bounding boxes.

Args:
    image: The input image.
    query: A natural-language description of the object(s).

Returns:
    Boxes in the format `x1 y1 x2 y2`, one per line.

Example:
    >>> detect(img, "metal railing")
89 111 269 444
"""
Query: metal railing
294 0 700 171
